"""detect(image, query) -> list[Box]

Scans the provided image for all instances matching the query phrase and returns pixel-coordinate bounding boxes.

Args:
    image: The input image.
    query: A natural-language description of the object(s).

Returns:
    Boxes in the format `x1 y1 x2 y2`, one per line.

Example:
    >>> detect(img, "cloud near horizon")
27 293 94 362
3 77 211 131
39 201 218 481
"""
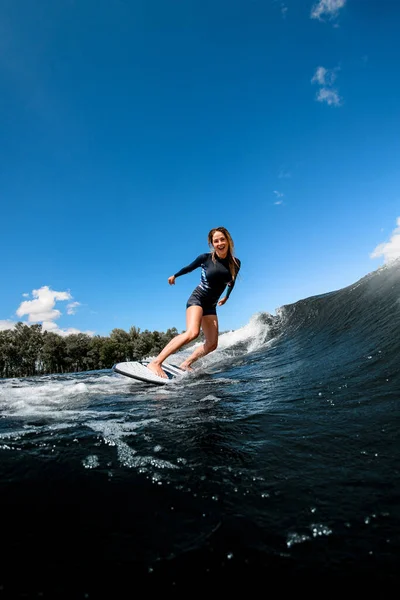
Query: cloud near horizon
16 286 71 324
0 286 93 336
370 217 400 264
0 320 16 332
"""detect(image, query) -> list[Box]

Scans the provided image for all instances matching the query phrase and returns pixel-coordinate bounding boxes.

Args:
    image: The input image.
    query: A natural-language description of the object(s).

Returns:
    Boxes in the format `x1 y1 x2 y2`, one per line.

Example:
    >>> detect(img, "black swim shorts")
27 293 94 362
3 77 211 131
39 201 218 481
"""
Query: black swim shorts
186 290 217 316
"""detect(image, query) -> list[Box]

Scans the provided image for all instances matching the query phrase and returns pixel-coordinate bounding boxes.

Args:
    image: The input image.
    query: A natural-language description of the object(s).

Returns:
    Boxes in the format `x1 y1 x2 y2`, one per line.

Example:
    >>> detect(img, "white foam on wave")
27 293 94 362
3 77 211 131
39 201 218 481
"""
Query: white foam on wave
218 312 274 353
167 312 274 373
0 380 87 412
0 370 133 418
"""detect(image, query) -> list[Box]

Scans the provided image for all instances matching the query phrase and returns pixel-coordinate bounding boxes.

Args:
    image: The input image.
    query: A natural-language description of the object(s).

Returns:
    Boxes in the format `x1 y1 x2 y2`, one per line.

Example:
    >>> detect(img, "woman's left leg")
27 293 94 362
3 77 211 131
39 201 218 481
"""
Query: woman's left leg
179 314 219 370
147 306 203 377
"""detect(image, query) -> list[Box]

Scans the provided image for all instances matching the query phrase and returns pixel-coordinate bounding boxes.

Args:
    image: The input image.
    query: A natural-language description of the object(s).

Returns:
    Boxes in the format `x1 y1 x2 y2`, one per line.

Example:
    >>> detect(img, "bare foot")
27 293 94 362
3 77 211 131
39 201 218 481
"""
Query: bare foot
147 361 168 378
179 361 194 372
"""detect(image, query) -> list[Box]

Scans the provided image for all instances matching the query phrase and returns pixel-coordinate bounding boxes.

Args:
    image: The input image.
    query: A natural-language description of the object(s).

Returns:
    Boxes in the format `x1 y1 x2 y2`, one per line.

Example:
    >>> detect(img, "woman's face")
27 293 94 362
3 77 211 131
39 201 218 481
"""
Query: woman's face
212 231 228 258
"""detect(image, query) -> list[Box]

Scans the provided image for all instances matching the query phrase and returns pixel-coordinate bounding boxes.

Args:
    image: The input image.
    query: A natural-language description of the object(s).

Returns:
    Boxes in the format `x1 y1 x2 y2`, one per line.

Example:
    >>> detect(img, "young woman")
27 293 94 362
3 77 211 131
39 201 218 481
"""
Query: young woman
147 227 241 378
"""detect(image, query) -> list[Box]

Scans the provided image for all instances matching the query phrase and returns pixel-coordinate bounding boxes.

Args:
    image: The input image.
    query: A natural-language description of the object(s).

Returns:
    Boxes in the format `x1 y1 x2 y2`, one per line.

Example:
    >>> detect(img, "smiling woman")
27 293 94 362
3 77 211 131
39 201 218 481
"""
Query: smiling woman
147 227 241 378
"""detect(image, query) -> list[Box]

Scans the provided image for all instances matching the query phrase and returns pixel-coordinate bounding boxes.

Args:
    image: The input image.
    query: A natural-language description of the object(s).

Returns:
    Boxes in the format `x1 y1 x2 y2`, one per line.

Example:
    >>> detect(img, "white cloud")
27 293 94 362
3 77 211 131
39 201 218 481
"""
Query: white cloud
67 301 81 315
311 66 337 86
316 87 342 106
273 190 284 205
0 320 16 331
311 0 346 21
6 285 94 336
40 321 94 337
370 217 400 264
16 286 71 323
40 320 61 332
312 66 328 85
312 66 342 106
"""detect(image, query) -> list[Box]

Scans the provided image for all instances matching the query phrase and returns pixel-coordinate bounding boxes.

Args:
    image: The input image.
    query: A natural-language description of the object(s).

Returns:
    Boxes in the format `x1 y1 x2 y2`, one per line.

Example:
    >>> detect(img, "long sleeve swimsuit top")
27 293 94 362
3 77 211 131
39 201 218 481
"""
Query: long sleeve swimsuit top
174 253 241 314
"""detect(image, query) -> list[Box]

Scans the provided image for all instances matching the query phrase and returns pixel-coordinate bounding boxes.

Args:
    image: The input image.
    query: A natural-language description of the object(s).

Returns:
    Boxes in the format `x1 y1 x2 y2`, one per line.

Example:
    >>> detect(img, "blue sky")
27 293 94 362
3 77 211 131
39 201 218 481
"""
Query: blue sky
1 0 399 337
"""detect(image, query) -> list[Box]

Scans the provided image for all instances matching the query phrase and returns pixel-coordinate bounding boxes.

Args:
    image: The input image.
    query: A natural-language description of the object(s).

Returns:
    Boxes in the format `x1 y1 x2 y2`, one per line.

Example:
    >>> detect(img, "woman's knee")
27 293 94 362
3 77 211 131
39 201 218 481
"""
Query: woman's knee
186 329 200 342
205 339 218 352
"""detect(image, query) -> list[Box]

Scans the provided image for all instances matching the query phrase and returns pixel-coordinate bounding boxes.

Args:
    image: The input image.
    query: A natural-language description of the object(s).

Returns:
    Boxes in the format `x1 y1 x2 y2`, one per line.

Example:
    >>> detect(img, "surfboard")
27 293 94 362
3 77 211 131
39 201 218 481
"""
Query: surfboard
112 360 184 385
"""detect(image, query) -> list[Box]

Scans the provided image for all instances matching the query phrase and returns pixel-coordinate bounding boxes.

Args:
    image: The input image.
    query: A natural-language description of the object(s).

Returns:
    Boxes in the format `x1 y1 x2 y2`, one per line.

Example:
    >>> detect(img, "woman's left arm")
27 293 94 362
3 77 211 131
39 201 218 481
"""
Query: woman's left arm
218 259 241 306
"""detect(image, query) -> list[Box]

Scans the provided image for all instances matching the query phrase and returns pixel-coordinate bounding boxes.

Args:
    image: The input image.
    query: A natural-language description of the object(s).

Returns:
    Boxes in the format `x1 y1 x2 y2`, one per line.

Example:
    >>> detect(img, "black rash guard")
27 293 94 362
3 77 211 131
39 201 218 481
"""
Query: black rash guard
174 253 241 315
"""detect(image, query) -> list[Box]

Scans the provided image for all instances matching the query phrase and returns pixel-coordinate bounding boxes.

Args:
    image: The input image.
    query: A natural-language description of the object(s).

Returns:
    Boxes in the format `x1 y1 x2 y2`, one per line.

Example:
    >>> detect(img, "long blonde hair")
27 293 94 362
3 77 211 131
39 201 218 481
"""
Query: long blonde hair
208 227 240 281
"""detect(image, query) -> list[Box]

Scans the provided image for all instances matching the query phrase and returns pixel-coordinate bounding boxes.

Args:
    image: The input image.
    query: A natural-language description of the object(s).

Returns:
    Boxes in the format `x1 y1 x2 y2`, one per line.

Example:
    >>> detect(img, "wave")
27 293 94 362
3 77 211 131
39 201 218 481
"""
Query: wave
278 259 400 339
192 258 400 388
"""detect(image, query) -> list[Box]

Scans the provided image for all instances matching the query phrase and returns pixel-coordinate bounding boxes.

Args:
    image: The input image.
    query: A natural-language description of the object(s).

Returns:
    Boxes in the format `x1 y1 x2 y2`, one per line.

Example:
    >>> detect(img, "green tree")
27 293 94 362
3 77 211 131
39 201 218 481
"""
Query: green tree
64 334 91 372
0 322 180 378
42 332 67 374
13 322 43 376
0 330 16 378
87 336 106 370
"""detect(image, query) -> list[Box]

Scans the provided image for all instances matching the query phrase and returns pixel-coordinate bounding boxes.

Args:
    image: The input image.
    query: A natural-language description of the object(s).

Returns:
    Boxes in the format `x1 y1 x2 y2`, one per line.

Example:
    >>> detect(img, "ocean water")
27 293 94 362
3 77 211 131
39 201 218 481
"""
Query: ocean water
1 260 399 597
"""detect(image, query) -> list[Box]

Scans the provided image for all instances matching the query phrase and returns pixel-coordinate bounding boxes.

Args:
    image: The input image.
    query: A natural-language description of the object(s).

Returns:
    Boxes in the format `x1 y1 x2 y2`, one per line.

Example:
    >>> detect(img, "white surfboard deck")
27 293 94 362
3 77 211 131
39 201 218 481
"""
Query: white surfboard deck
113 360 184 385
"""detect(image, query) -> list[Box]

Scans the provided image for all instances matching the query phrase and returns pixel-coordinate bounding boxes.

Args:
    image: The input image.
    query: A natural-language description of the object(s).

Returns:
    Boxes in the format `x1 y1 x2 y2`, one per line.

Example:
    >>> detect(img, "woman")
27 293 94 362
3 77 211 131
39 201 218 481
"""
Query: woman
147 227 241 378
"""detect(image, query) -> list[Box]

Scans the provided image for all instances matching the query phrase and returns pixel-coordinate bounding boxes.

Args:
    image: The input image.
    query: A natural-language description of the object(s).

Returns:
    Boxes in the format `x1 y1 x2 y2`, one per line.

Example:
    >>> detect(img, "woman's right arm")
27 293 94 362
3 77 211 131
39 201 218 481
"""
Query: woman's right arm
171 254 207 281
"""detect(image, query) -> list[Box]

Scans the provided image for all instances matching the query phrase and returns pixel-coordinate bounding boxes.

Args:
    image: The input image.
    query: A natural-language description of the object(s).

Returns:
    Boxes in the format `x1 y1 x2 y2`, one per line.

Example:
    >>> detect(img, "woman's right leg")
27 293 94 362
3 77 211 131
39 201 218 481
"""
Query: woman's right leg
147 306 203 378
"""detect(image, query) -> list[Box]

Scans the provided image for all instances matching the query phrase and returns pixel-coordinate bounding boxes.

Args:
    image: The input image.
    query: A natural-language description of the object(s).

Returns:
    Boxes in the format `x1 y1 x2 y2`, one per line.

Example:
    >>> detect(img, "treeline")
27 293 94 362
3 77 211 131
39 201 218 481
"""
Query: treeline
0 322 180 379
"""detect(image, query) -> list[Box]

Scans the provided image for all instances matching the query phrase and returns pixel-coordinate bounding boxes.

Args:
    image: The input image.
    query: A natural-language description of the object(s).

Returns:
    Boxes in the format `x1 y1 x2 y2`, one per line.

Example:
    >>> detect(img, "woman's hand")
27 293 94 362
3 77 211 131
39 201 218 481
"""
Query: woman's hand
217 296 227 306
168 275 176 285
